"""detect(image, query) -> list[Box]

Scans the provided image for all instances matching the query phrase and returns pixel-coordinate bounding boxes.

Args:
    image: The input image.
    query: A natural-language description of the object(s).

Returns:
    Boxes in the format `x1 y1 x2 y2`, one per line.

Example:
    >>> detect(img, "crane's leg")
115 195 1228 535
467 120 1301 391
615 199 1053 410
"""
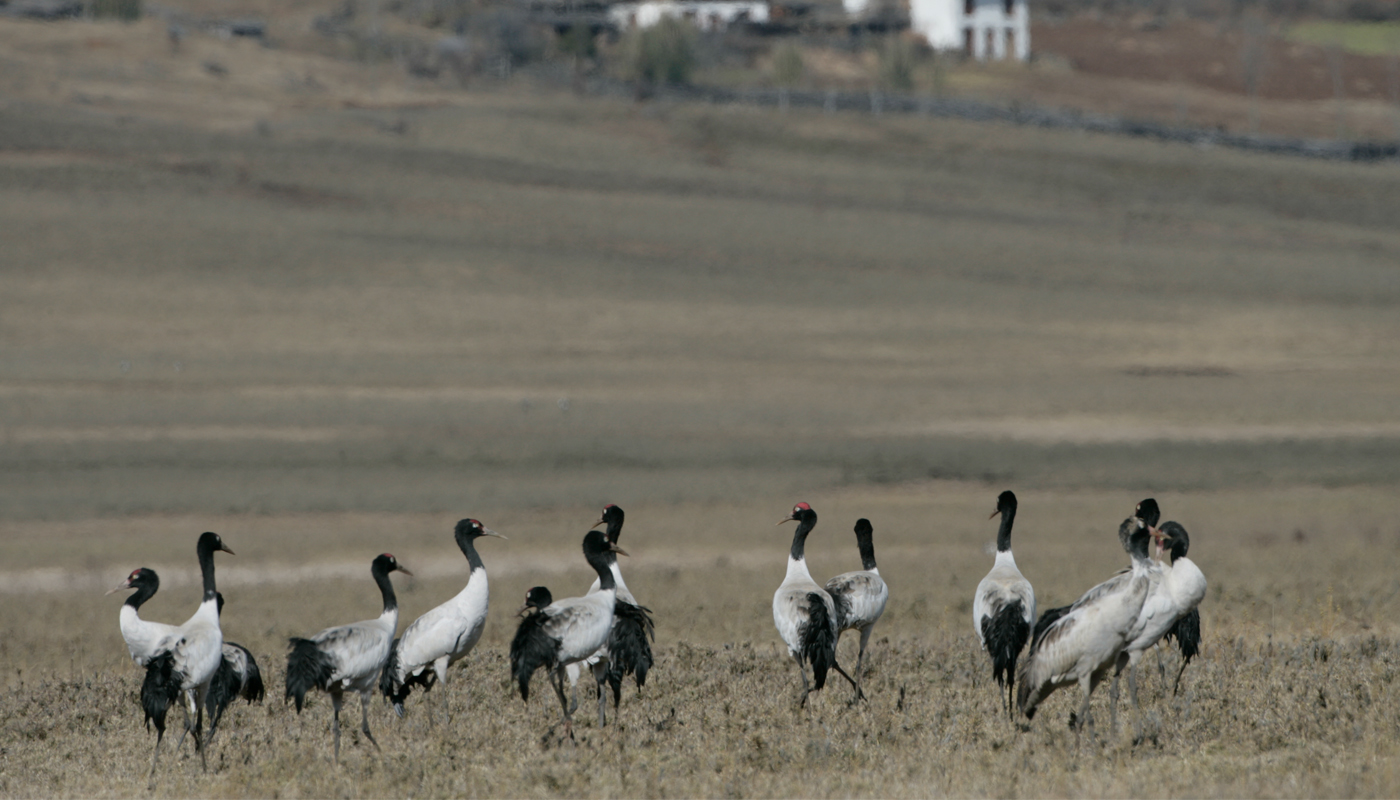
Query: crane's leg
192 691 207 773
1109 653 1128 735
331 692 344 763
435 659 451 726
1006 670 1016 721
146 726 166 789
551 668 575 740
1172 657 1190 697
172 691 194 753
359 691 381 752
565 662 581 715
591 659 608 728
793 652 812 707
852 626 873 703
1075 674 1095 750
831 660 864 703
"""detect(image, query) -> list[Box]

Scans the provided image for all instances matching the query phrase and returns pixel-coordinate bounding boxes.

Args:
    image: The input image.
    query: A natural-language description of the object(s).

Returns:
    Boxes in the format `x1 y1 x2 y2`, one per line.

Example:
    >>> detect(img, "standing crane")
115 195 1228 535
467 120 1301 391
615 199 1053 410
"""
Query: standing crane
1016 517 1155 743
973 491 1035 717
381 519 506 725
509 529 628 739
285 553 412 761
139 531 234 787
825 517 887 703
773 503 858 707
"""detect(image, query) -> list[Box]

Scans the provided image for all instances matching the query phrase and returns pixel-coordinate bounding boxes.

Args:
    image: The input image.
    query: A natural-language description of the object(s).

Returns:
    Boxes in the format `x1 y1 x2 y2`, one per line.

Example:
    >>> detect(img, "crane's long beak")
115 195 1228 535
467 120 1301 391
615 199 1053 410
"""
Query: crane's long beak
593 516 606 528
220 544 236 556
608 543 629 558
482 527 507 540
776 516 796 526
396 565 415 577
989 509 1001 520
516 602 532 616
105 580 131 595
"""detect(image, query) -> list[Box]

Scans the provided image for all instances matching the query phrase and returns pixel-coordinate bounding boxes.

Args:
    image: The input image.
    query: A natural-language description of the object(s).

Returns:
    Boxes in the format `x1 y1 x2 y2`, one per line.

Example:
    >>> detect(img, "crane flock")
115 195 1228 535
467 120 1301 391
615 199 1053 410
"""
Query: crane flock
109 494 1207 782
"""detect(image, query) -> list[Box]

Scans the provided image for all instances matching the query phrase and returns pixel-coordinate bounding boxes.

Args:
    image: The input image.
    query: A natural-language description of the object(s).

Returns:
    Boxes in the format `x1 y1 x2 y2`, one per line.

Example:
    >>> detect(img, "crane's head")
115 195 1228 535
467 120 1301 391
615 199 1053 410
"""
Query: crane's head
107 567 158 596
990 490 1017 520
778 502 816 526
1135 498 1161 529
455 518 506 541
373 553 413 578
518 586 553 616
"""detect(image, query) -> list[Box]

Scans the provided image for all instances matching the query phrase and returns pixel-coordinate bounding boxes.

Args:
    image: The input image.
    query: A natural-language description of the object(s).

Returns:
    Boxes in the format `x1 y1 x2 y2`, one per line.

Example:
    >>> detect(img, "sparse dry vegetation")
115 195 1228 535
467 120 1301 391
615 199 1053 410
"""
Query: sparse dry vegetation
1 4 1399 797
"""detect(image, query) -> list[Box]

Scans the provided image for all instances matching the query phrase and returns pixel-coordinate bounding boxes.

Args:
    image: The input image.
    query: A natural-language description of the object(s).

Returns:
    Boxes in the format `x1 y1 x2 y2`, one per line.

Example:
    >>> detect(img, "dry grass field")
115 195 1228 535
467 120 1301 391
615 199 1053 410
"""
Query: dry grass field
2 7 1400 797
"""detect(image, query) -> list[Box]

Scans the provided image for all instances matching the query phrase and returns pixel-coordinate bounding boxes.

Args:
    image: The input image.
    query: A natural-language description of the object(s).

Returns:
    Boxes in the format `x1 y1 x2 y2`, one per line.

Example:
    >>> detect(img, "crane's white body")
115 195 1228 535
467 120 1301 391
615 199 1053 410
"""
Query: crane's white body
973 551 1035 648
773 554 837 662
1124 555 1206 659
119 605 181 668
567 563 636 689
1018 537 1154 728
160 597 225 701
540 588 618 670
827 566 887 636
309 606 399 697
394 564 490 687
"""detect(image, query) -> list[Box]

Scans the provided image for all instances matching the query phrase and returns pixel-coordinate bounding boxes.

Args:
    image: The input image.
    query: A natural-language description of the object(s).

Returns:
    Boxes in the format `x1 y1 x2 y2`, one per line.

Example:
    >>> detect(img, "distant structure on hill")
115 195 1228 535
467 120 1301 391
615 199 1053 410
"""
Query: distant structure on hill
910 0 1030 60
608 0 771 30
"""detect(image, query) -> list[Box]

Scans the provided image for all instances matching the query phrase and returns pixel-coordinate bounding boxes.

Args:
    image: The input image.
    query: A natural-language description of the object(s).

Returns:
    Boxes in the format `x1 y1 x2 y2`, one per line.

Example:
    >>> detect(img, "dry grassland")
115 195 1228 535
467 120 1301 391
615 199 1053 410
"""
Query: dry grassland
2 10 1400 797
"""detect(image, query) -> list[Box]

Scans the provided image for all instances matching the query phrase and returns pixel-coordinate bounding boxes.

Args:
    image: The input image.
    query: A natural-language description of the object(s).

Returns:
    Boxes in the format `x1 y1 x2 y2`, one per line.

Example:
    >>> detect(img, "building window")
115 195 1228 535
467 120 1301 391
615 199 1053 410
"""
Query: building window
964 0 975 15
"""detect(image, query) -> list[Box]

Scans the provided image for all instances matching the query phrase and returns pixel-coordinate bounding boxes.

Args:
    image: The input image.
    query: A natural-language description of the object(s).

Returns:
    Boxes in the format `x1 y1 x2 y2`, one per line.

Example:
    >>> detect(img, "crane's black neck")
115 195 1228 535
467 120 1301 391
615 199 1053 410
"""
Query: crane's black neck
854 521 877 570
125 574 158 610
196 538 220 603
372 561 399 613
1170 537 1189 563
456 532 485 573
789 511 817 562
582 530 617 592
995 506 1016 553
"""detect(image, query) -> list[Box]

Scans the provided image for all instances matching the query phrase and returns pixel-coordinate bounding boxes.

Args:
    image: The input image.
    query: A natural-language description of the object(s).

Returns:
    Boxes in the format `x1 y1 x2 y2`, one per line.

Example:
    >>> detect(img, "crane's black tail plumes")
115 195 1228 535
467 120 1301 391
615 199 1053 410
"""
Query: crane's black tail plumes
983 601 1030 714
207 642 265 736
605 600 656 707
509 613 559 703
1164 608 1201 695
801 592 837 692
1030 604 1070 651
284 638 334 713
141 651 183 739
239 648 266 705
829 590 852 632
379 640 436 718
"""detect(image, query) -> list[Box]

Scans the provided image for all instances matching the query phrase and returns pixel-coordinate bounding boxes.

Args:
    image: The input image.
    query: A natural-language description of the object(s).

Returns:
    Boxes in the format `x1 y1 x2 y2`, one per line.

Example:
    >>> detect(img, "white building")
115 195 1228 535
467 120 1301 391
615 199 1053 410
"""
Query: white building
909 0 1029 61
609 0 770 31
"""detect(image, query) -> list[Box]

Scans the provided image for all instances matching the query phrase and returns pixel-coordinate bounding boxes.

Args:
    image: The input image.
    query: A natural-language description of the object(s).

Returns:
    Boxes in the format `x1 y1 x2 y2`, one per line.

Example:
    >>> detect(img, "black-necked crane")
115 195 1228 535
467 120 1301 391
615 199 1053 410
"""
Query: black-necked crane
773 503 858 707
109 567 180 668
566 504 655 718
380 519 505 725
1030 498 1161 649
1016 517 1155 742
285 553 412 762
205 592 265 745
973 491 1035 716
510 529 628 739
825 517 887 703
138 531 234 787
1155 521 1206 696
1106 499 1168 727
